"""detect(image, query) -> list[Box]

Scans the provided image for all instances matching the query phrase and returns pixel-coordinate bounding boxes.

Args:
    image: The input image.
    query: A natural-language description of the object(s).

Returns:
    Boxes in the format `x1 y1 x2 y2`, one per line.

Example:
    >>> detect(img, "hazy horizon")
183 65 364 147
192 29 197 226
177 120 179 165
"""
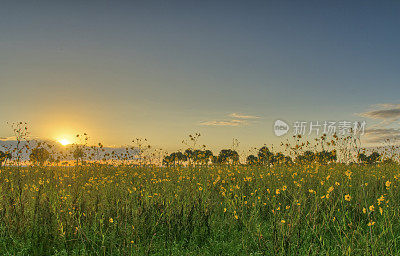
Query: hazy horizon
2 1 400 151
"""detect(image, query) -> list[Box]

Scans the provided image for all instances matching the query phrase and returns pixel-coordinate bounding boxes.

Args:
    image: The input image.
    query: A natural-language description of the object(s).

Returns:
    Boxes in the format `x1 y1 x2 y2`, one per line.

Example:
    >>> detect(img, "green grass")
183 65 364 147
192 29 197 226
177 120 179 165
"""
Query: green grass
0 163 399 255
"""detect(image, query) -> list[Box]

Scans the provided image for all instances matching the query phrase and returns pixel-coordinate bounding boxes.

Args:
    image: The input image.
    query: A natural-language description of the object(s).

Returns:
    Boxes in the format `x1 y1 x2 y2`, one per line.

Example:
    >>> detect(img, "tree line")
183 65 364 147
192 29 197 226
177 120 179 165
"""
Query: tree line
0 145 385 167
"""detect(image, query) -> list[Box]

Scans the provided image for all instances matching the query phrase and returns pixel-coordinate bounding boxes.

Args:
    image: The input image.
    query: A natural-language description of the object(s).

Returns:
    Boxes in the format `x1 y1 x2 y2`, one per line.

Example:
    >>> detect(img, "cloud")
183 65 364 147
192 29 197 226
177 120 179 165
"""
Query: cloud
358 104 400 120
363 128 400 143
200 119 246 126
200 112 260 127
229 113 260 119
0 136 17 141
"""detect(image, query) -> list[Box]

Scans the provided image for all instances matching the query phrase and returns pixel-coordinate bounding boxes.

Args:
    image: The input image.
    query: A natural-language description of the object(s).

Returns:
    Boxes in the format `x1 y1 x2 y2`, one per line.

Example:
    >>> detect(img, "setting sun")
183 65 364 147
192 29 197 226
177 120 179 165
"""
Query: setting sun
58 138 71 146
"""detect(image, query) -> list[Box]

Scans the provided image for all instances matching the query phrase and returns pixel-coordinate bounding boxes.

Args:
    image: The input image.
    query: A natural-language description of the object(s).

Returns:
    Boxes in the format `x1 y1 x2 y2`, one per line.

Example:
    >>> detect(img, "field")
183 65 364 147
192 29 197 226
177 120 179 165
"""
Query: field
0 162 399 255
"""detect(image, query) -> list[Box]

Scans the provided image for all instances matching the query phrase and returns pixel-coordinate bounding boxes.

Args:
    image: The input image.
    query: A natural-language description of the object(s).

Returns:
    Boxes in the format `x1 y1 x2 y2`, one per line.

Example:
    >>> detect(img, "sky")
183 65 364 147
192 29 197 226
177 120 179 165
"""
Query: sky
1 0 400 152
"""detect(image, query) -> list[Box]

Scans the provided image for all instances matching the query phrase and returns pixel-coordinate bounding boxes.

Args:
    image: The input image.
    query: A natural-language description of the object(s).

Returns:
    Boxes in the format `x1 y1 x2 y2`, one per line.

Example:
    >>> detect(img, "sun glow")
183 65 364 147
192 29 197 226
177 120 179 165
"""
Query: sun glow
58 138 71 146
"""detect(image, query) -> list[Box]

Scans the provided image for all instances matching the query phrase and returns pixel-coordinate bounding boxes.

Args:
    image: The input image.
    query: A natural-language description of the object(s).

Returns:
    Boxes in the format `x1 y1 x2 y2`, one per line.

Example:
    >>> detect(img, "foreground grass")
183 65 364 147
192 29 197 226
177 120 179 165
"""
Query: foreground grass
0 163 399 255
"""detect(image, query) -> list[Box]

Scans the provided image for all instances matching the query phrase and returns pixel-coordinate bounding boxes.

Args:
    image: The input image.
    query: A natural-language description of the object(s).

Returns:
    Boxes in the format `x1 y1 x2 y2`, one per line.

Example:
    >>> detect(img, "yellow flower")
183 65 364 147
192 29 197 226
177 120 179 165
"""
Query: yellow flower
276 189 280 194
109 218 114 223
281 219 286 223
224 208 227 212
369 205 374 212
344 194 351 201
199 187 203 191
379 207 383 215
377 195 385 205
385 180 391 188
362 208 367 214
367 221 375 226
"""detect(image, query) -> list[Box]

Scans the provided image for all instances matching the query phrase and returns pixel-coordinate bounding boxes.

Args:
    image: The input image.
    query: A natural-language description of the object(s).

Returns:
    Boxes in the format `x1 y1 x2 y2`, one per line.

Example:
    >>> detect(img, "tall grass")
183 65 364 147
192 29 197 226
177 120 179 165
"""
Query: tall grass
0 162 399 255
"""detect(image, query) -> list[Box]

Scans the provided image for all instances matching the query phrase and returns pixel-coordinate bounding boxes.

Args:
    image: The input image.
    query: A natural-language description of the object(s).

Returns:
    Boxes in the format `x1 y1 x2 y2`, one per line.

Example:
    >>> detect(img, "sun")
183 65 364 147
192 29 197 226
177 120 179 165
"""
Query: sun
58 138 71 146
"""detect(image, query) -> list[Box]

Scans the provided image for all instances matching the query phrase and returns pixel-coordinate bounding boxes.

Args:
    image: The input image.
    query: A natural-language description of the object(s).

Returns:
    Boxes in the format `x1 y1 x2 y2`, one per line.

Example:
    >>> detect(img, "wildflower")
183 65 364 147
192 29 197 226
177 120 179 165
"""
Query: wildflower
109 218 114 223
276 189 280 194
385 180 391 189
281 219 286 223
199 187 203 191
367 221 375 226
345 194 351 201
377 195 385 205
345 170 352 179
363 208 367 214
369 205 374 212
379 207 383 215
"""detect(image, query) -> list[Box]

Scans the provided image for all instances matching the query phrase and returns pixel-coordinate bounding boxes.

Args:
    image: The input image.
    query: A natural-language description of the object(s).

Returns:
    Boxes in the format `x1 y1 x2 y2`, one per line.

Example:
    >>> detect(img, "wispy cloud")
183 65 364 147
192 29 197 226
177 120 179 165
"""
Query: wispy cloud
0 136 17 141
363 128 400 143
358 104 400 121
229 113 260 119
200 113 260 127
200 119 246 126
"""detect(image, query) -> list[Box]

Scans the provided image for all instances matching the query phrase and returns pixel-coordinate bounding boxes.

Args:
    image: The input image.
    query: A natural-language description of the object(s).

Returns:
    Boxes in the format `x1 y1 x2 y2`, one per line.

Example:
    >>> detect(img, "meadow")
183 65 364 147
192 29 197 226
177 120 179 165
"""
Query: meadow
0 161 399 255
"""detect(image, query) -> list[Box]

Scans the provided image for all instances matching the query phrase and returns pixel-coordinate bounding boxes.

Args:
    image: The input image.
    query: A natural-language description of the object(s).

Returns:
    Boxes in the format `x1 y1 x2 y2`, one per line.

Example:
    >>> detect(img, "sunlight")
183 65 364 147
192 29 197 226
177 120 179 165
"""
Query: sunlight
58 138 71 146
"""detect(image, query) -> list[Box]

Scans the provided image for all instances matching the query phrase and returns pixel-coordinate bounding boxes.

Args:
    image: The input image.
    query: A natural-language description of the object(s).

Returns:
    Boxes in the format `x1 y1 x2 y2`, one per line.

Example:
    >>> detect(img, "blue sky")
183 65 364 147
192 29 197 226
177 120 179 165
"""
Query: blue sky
1 1 400 151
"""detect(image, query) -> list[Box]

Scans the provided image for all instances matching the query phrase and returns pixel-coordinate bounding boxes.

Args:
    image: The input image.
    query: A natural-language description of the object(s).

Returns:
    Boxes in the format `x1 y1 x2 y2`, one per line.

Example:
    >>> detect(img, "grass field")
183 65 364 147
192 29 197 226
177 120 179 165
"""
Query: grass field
0 162 399 255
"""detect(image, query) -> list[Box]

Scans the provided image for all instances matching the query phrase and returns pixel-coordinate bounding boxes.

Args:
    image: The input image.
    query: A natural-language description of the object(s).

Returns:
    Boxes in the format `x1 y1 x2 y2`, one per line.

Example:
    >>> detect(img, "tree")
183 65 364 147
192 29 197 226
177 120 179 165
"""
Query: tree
30 147 50 166
272 152 292 165
368 152 381 163
246 155 258 165
218 149 239 164
163 151 187 166
295 151 315 164
73 147 85 166
258 146 274 166
191 149 213 165
0 151 12 167
358 152 381 164
184 149 194 165
315 150 336 164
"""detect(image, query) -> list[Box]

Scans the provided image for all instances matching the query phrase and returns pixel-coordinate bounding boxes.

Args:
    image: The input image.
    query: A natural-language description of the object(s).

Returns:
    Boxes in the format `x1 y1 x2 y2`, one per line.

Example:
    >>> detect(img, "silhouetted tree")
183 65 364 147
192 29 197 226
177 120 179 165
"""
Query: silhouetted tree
273 153 292 165
0 151 12 167
73 147 85 166
258 146 274 166
30 147 50 166
218 149 239 164
315 150 336 164
191 149 213 165
295 151 315 164
246 155 258 165
163 151 187 166
358 152 381 164
184 149 194 165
